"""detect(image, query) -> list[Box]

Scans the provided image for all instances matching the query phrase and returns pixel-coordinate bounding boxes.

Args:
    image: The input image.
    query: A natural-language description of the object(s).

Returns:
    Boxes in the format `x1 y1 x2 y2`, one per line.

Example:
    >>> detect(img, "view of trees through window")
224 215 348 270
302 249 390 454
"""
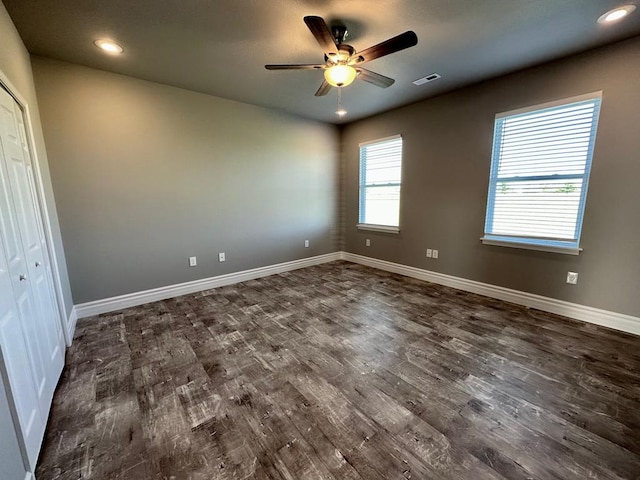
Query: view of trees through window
484 95 601 248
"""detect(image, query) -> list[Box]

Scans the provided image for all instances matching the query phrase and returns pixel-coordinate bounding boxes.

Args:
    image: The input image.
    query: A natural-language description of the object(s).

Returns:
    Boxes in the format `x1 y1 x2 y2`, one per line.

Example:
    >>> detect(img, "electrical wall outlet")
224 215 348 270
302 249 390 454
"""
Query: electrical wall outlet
432 249 439 259
567 272 578 284
189 256 197 267
218 252 226 262
426 249 432 258
304 240 309 248
366 239 371 247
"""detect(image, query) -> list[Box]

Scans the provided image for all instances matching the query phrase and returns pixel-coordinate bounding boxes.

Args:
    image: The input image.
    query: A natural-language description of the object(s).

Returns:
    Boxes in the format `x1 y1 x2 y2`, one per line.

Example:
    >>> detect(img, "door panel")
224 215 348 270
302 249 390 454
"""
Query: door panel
6 147 63 390
10 159 40 252
0 86 65 468
18 108 64 367
0 133 22 272
18 109 65 323
0 92 50 413
0 137 45 469
14 281 47 401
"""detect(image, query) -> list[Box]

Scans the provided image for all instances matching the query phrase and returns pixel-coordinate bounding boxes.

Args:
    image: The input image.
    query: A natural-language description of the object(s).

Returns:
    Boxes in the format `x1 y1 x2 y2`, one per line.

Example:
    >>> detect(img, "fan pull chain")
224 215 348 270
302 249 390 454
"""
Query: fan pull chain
336 87 347 117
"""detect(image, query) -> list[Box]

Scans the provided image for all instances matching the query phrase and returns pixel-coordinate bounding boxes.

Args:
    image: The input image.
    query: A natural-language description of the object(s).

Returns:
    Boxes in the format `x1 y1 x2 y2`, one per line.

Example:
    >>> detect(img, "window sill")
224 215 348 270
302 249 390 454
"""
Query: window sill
357 224 400 234
480 236 582 255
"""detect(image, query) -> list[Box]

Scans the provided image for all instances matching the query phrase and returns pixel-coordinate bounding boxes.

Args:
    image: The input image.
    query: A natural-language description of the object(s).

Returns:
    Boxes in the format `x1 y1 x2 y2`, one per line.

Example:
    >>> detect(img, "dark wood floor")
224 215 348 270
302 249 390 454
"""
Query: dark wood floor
37 261 640 479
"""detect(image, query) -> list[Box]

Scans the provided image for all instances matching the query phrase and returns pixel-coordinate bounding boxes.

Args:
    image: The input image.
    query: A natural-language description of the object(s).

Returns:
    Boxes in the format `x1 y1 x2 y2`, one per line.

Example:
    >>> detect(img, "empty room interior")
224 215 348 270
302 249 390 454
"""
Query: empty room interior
2 1 640 479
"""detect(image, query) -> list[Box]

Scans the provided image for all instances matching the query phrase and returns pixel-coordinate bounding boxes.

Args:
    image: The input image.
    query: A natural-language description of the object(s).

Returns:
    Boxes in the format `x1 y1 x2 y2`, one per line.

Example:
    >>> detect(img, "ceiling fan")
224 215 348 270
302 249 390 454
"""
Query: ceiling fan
265 16 418 96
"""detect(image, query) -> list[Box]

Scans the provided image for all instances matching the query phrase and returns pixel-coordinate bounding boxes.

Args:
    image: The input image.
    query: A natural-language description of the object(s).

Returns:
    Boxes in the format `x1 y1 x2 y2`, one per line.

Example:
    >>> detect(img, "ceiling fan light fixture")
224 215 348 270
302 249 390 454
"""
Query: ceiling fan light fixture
598 5 636 23
324 65 357 87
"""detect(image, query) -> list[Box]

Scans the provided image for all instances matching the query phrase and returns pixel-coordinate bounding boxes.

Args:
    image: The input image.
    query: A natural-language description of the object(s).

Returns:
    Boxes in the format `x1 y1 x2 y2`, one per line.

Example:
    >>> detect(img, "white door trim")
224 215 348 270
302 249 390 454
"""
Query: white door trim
0 69 71 346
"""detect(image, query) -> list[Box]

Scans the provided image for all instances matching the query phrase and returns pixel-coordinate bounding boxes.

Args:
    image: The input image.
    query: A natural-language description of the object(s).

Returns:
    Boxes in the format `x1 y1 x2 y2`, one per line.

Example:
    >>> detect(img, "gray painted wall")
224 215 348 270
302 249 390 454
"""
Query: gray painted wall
32 57 340 304
0 1 73 317
342 36 640 317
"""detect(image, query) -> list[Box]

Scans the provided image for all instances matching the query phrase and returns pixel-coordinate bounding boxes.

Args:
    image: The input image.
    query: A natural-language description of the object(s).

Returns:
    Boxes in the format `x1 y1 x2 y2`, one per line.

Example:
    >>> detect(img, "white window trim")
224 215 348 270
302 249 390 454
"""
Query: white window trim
495 91 602 119
482 91 602 255
357 223 400 234
358 134 403 231
358 134 403 148
480 237 582 255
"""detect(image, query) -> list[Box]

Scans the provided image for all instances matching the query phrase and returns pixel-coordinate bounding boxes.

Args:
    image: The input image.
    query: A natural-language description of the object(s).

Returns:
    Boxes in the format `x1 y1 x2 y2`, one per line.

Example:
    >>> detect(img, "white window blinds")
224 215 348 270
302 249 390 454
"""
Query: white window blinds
359 135 403 228
483 93 602 253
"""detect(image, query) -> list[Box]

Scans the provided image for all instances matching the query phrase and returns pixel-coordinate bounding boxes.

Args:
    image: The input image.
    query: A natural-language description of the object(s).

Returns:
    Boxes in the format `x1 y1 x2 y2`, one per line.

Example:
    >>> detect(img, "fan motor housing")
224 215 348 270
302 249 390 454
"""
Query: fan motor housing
325 44 355 64
331 25 348 44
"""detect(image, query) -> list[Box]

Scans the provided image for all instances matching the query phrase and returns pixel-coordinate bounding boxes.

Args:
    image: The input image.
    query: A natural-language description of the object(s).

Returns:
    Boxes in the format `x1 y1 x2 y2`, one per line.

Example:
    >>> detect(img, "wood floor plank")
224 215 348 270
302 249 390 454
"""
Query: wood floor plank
36 261 640 479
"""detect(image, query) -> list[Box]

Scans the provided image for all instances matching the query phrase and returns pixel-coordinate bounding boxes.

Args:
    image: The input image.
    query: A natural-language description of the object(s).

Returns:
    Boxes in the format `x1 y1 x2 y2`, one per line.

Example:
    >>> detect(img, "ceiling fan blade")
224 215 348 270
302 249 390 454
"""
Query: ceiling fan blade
356 68 395 88
314 80 332 97
265 64 325 70
304 16 338 55
355 31 418 63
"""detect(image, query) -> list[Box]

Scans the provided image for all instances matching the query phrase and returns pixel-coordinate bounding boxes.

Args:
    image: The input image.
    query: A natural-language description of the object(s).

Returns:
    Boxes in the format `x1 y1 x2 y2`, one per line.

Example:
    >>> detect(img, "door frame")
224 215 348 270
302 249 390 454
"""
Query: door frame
0 69 72 346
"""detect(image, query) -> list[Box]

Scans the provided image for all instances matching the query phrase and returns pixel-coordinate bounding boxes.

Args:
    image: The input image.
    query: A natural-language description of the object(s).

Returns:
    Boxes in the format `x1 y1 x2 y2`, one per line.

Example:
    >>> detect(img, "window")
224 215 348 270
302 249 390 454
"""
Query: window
482 93 602 254
358 135 403 232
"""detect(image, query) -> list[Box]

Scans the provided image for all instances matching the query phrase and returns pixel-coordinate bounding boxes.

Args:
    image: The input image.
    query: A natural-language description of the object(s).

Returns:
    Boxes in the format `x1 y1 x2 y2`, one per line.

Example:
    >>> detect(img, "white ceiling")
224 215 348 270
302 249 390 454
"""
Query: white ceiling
5 0 640 124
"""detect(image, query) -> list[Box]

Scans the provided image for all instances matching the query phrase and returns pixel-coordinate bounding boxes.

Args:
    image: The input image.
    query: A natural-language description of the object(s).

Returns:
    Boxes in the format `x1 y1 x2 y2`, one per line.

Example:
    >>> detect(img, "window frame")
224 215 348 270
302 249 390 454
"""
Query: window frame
357 134 403 233
481 92 602 255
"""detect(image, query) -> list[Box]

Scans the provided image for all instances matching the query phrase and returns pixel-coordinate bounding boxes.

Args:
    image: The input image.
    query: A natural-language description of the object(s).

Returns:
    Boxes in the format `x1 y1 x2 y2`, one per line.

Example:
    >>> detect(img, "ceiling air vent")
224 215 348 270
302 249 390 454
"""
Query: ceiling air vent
412 73 441 86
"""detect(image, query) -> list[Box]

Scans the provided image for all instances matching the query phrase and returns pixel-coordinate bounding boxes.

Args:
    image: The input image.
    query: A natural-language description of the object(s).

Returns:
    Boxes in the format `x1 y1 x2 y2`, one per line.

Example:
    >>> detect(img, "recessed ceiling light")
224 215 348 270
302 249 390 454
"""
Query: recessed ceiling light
94 40 123 54
598 5 636 23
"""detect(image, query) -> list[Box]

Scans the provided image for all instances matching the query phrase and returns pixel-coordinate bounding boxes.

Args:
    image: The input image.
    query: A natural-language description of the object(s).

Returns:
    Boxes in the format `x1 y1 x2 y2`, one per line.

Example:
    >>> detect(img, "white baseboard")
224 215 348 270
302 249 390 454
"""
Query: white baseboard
341 252 640 336
65 307 78 346
75 253 341 318
73 250 639 336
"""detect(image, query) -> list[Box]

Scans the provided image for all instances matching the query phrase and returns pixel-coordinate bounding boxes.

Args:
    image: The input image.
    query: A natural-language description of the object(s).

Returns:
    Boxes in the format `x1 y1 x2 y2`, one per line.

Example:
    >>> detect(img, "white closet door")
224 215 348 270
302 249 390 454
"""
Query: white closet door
0 86 64 468
13 95 64 395
0 114 45 468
